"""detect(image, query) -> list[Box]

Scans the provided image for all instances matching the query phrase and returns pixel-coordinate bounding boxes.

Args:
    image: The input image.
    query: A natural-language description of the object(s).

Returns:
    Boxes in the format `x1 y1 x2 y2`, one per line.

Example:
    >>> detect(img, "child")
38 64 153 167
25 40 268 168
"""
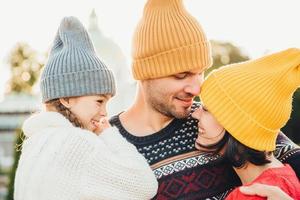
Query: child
192 48 300 199
14 16 158 200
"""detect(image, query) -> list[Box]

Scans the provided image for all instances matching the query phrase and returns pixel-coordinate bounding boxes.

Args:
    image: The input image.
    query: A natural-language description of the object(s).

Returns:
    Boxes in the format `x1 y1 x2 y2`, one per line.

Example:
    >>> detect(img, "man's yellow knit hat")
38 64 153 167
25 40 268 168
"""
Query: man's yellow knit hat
200 48 300 151
132 0 212 80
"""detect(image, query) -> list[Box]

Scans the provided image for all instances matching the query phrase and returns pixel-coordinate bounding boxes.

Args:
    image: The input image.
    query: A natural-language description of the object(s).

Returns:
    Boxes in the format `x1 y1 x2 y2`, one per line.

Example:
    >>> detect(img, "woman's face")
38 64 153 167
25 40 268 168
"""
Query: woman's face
64 95 111 134
192 105 225 150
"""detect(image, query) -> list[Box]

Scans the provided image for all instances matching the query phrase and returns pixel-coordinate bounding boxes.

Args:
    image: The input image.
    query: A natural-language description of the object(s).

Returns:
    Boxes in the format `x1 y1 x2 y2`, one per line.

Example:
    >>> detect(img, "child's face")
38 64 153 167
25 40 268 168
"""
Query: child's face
192 105 225 150
66 95 111 134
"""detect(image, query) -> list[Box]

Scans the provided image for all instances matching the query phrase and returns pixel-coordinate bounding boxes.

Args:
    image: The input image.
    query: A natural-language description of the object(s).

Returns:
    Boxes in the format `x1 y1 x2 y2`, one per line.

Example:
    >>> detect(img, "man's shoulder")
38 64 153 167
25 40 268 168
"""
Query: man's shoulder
109 113 123 128
275 132 300 179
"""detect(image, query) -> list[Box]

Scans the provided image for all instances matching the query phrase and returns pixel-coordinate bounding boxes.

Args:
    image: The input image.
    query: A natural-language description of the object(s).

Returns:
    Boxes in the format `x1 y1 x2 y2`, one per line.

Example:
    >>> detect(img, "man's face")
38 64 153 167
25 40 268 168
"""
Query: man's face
143 69 204 119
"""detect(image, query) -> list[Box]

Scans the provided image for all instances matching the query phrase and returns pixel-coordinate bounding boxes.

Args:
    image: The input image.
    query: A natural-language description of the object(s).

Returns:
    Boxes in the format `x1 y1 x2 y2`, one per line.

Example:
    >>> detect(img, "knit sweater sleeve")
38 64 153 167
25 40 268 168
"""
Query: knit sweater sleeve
100 127 143 155
80 127 158 200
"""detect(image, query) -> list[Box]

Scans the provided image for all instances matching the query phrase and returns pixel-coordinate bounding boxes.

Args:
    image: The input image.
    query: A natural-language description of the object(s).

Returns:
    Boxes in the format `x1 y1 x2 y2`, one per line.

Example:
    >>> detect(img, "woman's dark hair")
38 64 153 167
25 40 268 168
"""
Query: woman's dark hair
197 131 272 168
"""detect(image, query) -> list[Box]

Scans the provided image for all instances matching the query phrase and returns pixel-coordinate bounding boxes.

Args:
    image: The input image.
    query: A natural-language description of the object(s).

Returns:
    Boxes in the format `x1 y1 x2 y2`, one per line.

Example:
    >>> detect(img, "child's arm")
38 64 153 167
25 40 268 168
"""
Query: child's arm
80 127 158 200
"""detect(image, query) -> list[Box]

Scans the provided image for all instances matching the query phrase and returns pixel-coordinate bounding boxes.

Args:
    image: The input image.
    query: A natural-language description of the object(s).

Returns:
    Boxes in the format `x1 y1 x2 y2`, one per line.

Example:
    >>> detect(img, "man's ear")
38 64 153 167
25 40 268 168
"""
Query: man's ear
59 98 72 109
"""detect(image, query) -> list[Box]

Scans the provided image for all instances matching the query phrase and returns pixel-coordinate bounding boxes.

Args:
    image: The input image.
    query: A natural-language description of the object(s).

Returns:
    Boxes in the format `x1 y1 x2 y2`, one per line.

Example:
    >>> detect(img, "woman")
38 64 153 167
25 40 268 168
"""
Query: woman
192 48 300 199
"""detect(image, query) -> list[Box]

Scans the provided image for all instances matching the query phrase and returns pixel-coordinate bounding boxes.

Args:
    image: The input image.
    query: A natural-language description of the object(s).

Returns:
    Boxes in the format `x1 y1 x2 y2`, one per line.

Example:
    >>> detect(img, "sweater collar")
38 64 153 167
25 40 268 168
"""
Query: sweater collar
22 111 73 137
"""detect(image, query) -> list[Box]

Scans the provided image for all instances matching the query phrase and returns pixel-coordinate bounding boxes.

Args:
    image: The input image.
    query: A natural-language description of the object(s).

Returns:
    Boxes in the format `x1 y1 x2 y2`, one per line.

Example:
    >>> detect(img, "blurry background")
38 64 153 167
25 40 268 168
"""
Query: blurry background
0 0 299 199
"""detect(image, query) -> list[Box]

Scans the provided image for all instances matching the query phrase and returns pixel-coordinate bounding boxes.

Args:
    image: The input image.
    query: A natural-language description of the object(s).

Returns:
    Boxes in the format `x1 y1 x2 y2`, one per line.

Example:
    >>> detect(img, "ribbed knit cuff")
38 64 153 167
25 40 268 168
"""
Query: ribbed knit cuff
133 42 212 80
41 69 115 102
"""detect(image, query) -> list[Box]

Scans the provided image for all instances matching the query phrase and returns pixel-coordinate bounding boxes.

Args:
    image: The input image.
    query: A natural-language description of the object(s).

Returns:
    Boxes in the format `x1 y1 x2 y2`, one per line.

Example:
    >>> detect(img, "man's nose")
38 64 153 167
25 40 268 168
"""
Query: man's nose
185 75 204 96
187 85 200 96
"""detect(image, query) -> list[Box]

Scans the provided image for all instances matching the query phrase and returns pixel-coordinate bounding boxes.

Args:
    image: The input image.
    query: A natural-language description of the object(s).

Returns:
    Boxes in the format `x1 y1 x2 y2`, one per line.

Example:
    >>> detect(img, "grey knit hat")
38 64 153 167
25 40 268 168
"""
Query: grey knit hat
40 16 116 102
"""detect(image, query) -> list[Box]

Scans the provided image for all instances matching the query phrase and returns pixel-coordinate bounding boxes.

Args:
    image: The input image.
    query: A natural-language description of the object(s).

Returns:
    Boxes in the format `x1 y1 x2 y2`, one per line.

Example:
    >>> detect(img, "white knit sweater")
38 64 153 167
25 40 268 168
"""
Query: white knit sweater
14 112 158 200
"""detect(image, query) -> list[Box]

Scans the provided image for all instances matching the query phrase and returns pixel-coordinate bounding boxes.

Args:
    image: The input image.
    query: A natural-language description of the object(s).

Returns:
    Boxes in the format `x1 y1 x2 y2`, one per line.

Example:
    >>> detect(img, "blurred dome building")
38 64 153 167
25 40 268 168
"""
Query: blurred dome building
88 9 136 115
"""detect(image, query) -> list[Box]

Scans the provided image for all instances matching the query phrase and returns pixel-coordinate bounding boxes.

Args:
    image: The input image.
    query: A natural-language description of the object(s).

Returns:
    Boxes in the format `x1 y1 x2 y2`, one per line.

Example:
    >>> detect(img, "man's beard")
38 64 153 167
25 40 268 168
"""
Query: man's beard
148 96 191 119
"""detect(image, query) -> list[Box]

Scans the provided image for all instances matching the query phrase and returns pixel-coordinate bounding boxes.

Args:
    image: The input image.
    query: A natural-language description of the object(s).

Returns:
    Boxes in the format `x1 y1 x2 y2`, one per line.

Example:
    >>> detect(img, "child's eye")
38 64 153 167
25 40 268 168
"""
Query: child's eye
97 100 104 104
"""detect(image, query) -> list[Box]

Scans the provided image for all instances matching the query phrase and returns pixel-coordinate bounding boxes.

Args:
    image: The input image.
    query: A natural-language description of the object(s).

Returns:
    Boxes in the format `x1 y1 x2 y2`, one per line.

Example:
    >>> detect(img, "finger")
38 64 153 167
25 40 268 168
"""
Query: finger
239 183 268 197
240 183 294 200
195 141 212 152
195 142 201 150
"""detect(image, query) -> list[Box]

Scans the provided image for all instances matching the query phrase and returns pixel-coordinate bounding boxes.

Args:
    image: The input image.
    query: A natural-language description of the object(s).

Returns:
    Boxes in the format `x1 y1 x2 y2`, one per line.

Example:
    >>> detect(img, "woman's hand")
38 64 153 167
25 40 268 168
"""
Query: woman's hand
239 183 293 200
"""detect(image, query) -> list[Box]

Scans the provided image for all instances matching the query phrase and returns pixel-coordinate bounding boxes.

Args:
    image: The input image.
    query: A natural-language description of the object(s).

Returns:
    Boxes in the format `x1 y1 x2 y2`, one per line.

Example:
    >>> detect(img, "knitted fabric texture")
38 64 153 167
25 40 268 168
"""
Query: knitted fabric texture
200 48 300 151
110 102 300 199
14 112 158 200
132 0 212 80
40 16 115 102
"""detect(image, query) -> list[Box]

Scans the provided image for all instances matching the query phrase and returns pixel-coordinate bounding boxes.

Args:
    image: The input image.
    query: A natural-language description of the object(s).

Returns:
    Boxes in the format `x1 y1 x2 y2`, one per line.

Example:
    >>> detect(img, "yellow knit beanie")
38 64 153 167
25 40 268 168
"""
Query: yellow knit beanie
200 48 300 151
132 0 212 80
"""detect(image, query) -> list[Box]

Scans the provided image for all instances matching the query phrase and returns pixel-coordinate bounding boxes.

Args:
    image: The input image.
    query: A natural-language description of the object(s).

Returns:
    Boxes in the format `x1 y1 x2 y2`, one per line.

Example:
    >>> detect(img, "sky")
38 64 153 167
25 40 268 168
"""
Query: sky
0 0 299 97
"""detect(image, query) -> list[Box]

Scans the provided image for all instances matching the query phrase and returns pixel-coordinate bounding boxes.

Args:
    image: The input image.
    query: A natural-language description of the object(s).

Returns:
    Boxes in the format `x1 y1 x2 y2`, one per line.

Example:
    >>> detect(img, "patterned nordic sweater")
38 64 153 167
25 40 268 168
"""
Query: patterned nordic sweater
110 103 300 200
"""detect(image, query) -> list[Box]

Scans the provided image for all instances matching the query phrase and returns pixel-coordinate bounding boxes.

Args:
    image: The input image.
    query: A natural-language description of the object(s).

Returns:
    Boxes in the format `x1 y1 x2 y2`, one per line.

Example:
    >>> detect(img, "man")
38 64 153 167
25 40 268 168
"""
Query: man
110 0 300 199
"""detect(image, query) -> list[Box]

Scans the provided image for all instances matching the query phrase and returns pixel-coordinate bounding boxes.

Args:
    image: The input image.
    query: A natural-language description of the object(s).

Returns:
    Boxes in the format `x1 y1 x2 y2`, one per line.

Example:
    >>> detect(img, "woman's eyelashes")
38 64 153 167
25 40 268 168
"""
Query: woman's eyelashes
202 105 208 112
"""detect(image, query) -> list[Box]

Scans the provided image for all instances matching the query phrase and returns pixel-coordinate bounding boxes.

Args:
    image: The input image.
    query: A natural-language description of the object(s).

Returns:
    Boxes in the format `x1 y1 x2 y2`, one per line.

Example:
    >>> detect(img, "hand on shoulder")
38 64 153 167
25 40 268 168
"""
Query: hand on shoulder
239 183 293 200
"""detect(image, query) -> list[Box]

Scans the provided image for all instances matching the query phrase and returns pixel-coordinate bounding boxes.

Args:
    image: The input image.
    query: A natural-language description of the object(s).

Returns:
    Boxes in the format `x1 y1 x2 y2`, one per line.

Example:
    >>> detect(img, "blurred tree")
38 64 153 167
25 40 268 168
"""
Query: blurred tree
205 40 249 75
5 130 24 200
5 43 45 200
194 40 249 101
6 42 45 94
